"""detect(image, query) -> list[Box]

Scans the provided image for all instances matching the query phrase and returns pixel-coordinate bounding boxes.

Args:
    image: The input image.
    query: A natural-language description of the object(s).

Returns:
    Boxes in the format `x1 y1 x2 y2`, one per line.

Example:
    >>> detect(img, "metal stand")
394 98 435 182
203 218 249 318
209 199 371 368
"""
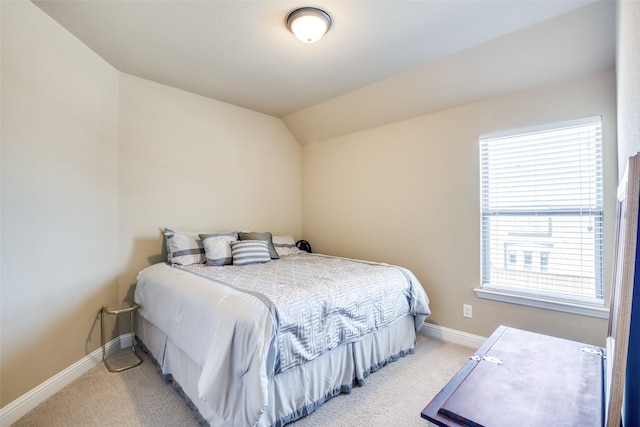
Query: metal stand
101 303 143 372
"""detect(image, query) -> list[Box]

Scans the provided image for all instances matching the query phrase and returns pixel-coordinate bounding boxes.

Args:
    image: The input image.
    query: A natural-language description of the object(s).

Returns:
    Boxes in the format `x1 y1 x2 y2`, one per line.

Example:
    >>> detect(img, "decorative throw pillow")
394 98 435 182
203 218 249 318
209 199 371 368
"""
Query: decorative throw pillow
230 240 271 266
272 235 302 257
199 232 238 266
238 231 279 259
164 228 206 265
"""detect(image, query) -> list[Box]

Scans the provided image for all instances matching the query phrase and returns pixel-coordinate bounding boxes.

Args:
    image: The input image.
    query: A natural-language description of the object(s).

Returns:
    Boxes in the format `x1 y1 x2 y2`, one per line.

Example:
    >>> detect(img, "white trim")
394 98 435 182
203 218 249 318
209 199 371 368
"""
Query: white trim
419 322 486 349
480 115 602 141
474 288 610 319
0 334 132 426
120 332 134 348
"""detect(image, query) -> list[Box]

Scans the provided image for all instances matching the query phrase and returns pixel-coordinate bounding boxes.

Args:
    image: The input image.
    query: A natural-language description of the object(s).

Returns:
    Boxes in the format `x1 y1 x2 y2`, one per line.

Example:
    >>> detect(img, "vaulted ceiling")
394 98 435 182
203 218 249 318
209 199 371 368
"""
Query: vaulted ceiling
33 0 615 144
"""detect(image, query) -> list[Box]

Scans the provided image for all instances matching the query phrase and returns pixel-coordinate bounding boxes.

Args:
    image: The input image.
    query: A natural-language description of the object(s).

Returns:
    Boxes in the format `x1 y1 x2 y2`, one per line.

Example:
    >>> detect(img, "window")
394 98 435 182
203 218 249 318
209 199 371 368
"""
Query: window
540 252 549 272
523 251 533 270
479 117 604 309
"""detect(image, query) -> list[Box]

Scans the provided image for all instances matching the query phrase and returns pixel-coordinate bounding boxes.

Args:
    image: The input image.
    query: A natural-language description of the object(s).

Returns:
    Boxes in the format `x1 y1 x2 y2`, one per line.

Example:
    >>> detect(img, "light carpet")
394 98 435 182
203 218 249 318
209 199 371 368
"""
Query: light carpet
13 334 473 426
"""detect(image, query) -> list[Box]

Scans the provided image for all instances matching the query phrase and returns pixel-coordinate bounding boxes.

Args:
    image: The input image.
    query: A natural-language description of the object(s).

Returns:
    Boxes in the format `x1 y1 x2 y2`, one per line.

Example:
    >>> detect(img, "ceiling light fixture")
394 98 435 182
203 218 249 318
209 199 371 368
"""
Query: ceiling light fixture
286 7 332 43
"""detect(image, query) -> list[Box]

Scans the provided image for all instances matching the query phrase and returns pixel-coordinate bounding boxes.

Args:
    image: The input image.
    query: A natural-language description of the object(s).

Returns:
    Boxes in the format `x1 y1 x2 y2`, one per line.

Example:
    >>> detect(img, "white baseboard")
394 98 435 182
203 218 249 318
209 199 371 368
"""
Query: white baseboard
419 322 487 349
120 332 134 348
0 334 132 427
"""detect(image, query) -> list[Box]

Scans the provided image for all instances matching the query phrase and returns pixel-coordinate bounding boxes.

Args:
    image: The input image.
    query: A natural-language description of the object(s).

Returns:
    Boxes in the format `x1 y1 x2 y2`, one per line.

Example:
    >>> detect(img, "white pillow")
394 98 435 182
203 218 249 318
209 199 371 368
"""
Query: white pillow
200 233 238 266
230 240 271 266
164 228 206 265
272 235 303 257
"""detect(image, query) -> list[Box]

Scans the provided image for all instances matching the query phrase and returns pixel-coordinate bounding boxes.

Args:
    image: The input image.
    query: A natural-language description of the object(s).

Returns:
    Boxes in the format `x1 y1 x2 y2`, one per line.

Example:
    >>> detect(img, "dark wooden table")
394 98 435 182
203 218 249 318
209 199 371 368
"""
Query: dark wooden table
421 326 604 427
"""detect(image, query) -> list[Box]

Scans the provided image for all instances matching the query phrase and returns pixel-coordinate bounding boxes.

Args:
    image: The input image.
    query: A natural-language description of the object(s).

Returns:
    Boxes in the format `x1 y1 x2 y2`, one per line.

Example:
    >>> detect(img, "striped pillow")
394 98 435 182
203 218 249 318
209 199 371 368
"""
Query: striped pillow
199 232 238 266
230 240 271 266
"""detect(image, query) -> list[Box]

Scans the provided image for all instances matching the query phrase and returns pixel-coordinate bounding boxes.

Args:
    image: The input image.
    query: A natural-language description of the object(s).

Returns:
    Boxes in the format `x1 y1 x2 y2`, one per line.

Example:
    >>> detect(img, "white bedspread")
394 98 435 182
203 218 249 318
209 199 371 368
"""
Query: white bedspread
134 254 430 426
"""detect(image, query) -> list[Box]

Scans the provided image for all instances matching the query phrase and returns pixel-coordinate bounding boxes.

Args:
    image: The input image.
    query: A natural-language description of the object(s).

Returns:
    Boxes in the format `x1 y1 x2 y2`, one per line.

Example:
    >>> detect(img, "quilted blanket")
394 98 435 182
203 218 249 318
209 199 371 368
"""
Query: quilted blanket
180 253 430 374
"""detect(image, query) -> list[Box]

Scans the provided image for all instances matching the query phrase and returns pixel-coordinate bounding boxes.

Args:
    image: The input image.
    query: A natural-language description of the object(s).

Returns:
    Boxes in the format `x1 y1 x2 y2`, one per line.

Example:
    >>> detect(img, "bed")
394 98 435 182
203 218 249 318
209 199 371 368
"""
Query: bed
134 231 430 427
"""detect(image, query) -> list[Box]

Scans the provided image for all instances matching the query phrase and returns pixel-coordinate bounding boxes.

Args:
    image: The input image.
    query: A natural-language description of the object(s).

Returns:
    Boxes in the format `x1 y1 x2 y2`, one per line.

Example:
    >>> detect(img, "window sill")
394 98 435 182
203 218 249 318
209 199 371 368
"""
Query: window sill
474 288 609 319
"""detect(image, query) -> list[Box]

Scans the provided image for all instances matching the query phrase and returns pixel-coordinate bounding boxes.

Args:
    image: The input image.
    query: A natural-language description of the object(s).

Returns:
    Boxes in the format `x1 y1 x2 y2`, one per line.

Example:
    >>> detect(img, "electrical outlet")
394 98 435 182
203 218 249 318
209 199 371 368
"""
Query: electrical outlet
463 304 473 318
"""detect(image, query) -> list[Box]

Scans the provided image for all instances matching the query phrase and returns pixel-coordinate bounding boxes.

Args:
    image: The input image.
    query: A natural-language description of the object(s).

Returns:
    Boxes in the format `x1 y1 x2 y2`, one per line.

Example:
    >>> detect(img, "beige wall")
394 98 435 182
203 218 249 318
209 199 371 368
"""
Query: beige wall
1 2 302 409
616 0 640 174
1 1 119 406
302 70 617 346
1 0 629 414
117 74 302 300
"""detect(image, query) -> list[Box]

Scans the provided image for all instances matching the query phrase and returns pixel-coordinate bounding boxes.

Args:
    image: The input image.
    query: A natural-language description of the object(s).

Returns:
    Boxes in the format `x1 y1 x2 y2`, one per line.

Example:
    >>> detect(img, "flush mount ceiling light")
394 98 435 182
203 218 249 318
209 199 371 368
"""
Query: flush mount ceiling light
286 7 332 43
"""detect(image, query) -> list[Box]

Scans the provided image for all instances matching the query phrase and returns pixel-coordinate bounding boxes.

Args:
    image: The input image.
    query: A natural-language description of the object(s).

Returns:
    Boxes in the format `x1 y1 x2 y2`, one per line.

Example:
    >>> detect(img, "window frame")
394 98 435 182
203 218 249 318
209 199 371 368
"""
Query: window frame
475 117 608 319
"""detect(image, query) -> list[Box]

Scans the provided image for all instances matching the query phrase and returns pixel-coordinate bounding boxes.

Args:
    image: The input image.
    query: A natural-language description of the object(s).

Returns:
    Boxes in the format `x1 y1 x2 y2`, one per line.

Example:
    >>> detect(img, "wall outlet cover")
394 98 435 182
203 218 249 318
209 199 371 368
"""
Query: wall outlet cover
463 304 473 318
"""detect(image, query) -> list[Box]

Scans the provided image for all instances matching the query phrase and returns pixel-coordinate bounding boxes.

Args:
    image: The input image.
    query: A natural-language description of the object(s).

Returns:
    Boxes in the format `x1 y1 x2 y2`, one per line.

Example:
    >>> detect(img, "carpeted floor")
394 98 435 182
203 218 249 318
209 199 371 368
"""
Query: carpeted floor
12 334 473 426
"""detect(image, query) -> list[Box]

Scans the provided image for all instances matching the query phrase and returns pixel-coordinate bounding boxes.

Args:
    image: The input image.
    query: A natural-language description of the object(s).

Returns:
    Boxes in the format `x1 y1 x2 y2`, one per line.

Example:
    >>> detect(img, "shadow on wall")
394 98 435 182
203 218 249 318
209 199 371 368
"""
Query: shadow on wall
85 281 121 356
123 246 166 303
117 234 168 335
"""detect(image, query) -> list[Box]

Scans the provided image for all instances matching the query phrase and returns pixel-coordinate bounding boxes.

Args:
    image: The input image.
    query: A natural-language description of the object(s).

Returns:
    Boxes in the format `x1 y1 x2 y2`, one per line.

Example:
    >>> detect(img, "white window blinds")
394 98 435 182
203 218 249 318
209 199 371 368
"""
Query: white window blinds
480 116 604 304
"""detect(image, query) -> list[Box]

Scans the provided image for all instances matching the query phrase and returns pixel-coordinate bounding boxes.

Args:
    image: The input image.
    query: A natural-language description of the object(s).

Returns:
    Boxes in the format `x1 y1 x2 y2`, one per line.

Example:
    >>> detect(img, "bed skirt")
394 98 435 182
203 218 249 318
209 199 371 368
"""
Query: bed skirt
136 314 418 427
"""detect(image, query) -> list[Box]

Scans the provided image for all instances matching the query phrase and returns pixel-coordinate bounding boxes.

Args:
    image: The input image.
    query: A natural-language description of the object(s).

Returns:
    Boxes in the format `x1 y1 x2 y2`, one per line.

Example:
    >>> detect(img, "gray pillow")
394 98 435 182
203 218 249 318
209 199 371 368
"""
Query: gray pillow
238 231 279 259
